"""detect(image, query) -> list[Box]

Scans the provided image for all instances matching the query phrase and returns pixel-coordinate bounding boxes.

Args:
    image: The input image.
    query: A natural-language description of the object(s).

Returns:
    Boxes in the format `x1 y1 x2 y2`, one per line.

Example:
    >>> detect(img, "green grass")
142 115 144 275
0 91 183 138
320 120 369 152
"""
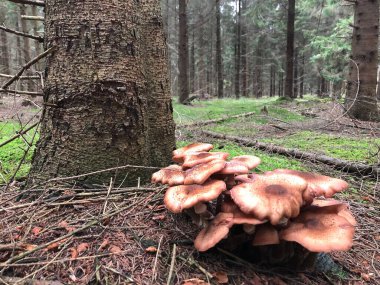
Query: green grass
176 141 306 172
173 97 305 125
0 122 38 183
262 130 380 164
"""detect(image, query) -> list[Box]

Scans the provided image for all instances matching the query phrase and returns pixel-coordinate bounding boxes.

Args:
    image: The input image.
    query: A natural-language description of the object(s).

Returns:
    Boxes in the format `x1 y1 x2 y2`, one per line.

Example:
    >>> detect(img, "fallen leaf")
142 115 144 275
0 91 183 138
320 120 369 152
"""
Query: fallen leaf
44 242 61 251
145 246 157 253
58 221 75 233
213 271 228 284
109 245 122 254
183 278 210 285
77 243 89 253
23 244 37 251
32 226 42 236
152 215 166 221
15 226 23 231
361 273 371 282
70 248 78 259
98 238 109 251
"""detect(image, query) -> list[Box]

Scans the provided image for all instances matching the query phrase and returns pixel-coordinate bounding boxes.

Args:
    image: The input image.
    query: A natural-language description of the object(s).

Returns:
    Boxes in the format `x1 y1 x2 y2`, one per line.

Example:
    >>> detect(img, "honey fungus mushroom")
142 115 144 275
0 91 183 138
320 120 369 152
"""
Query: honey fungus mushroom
279 204 355 252
230 173 308 225
182 152 229 169
151 165 184 186
172 143 213 163
270 169 349 203
164 180 227 213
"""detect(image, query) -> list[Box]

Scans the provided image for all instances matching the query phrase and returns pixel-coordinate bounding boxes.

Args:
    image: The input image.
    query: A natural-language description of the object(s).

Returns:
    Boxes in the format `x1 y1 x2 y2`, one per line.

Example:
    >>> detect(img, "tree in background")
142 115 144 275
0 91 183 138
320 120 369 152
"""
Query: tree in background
345 0 379 121
216 0 224 99
178 0 189 104
28 0 175 185
285 0 295 98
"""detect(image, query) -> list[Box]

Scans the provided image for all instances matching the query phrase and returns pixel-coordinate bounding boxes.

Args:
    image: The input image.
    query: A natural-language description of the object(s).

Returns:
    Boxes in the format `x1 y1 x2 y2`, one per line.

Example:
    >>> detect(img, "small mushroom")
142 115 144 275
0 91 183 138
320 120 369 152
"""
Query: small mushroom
252 223 280 246
193 202 213 220
270 169 349 203
172 143 213 163
164 180 227 213
182 152 229 169
194 212 234 252
184 159 226 185
151 165 185 186
279 205 355 252
230 173 307 225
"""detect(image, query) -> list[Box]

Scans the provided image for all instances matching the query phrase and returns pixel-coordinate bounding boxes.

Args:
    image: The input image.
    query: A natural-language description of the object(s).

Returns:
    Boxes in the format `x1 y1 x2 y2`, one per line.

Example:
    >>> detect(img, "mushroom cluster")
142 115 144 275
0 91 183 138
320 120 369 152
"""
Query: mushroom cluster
152 143 356 258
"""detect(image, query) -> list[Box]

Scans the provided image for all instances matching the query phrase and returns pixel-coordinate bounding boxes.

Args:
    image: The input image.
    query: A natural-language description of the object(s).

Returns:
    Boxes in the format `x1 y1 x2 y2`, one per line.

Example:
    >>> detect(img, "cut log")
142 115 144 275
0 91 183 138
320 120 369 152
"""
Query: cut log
178 112 256 128
201 131 380 177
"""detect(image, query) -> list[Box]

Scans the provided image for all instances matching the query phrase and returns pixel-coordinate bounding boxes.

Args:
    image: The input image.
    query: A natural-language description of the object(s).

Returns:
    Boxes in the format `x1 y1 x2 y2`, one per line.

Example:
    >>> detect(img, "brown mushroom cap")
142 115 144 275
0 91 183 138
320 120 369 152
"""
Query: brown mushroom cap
270 169 349 203
218 161 249 175
172 143 213 163
184 159 226 185
230 173 307 225
231 155 261 170
151 165 185 186
221 199 266 225
194 212 234 252
311 199 357 226
164 180 227 213
252 223 280 246
235 174 257 183
279 205 355 252
182 152 229 169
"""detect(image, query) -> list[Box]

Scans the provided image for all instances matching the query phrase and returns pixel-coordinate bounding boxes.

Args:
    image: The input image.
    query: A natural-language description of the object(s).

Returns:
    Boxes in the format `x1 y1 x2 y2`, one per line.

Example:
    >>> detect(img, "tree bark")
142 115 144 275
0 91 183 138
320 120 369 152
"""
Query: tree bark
293 47 298 98
345 0 379 121
241 0 248 97
178 0 189 103
284 0 295 99
28 0 176 185
216 0 223 99
190 29 195 94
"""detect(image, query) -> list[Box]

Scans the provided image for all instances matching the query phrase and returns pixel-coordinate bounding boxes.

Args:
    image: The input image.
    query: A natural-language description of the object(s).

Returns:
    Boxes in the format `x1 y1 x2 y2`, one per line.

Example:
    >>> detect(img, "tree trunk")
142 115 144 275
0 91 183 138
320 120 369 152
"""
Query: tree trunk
241 0 248 97
190 29 195 94
300 52 304 98
234 0 241 99
345 0 379 121
0 30 10 75
32 6 43 70
20 4 34 91
293 47 298 98
216 0 223 99
284 0 295 99
28 0 176 185
178 0 189 103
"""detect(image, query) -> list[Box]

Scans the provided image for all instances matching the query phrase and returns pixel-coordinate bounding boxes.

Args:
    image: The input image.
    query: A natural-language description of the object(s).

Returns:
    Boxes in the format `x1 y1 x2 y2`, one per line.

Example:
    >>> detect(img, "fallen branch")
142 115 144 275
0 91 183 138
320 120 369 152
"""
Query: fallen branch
0 89 43 96
0 74 41 80
6 0 44 7
201 131 380 177
21 15 44 21
2 46 56 90
0 276 62 285
0 25 43 42
0 122 39 149
178 112 257 128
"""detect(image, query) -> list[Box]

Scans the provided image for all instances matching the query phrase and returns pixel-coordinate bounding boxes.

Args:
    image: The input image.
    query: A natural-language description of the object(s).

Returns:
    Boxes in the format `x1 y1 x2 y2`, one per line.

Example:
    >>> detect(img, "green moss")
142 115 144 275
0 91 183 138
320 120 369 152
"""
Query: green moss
0 122 39 182
262 131 380 164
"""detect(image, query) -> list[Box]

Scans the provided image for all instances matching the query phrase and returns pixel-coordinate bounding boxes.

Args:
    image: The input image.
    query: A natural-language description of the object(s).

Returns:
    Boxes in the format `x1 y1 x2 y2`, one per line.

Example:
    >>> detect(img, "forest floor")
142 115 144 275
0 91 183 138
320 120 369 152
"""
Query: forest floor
0 95 379 284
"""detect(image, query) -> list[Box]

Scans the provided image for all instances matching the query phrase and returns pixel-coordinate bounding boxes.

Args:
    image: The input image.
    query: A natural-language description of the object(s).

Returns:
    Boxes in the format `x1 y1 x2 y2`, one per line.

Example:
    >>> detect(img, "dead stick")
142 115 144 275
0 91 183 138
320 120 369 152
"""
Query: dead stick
0 88 43 96
21 15 44 21
0 74 41 80
0 25 43 42
166 244 177 285
0 122 38 148
2 46 56 89
6 0 44 7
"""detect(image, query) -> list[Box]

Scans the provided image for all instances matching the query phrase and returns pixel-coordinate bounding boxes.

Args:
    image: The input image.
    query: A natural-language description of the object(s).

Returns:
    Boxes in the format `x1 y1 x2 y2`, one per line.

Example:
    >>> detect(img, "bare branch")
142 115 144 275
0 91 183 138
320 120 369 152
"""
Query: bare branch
0 88 43 96
6 0 44 7
0 122 39 148
21 15 44 21
0 74 40 80
2 46 56 90
0 25 43 42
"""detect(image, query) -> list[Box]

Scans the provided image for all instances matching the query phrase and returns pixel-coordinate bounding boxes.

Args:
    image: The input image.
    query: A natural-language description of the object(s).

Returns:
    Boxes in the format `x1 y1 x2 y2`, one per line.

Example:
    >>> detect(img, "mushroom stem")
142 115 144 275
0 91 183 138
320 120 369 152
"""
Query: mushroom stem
194 203 208 214
243 224 256 235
